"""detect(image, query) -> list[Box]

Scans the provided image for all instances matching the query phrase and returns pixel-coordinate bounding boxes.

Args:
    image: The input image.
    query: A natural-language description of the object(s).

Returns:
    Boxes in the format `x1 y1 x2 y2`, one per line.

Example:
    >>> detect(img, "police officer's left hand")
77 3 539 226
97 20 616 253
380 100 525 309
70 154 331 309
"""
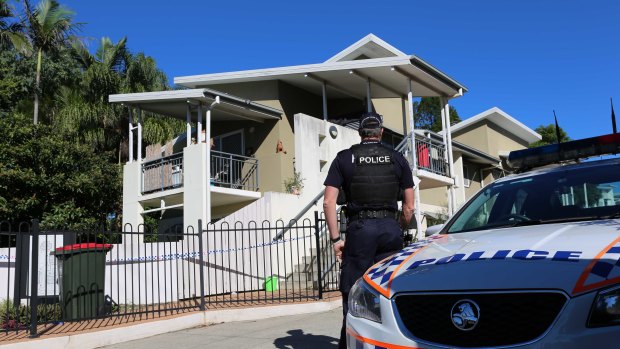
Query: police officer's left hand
332 240 345 262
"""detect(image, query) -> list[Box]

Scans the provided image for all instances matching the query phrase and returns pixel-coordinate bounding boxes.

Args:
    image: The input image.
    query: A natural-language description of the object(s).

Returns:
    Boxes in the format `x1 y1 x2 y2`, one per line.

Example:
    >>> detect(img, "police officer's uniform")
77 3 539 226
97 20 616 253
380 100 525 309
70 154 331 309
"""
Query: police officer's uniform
323 117 415 348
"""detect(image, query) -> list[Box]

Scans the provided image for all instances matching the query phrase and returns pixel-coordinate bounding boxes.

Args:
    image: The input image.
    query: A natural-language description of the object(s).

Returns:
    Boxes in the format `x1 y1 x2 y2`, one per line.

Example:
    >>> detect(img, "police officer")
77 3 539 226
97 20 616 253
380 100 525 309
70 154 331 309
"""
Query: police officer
323 112 416 349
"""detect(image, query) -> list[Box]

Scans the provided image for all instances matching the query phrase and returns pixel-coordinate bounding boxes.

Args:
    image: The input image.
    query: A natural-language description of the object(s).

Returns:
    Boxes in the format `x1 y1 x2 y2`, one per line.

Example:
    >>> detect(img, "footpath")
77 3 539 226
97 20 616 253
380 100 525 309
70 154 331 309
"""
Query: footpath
1 298 341 349
102 306 342 349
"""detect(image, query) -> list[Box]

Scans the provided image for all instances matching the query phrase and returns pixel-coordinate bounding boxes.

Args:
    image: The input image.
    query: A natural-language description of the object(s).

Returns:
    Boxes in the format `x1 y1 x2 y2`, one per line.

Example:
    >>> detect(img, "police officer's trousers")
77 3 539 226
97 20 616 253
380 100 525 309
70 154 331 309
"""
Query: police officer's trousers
339 217 403 349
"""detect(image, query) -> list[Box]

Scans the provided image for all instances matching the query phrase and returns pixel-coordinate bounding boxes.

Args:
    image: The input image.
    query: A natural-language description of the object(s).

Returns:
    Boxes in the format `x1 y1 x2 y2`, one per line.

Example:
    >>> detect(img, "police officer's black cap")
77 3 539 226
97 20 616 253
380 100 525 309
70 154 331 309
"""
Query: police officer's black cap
358 112 383 130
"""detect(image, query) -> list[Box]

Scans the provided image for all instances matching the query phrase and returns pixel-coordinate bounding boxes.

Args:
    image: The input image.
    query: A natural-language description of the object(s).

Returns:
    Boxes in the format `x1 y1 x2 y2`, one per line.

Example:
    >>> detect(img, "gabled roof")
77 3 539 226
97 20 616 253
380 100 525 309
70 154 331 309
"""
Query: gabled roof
451 107 541 144
324 34 408 63
174 34 467 99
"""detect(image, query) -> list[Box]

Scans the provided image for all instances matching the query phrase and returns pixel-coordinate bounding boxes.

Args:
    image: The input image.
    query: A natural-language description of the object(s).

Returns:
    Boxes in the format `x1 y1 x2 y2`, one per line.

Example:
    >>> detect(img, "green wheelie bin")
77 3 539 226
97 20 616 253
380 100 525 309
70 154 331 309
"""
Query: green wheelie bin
51 243 113 321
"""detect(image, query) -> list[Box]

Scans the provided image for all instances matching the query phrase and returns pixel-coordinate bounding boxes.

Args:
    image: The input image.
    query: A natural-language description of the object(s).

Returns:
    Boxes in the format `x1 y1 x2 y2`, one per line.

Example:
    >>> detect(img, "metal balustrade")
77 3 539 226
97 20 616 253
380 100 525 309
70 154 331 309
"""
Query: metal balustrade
140 150 260 194
141 154 184 194
210 150 259 191
396 134 449 177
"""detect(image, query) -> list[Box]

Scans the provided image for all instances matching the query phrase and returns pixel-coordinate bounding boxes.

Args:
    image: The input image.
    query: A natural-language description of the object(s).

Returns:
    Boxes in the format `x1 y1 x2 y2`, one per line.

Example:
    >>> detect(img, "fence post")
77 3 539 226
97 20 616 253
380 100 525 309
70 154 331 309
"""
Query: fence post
313 211 323 300
197 220 206 311
29 219 39 337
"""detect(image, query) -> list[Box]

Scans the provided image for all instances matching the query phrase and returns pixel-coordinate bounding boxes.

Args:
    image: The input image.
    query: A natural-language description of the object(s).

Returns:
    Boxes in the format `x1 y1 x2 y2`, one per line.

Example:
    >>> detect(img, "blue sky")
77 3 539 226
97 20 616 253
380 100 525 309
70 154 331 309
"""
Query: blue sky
59 0 620 140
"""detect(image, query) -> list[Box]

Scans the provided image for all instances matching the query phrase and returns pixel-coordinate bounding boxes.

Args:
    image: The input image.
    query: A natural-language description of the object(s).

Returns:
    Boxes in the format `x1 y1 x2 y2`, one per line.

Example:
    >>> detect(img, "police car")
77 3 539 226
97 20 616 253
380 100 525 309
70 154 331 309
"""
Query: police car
346 133 620 348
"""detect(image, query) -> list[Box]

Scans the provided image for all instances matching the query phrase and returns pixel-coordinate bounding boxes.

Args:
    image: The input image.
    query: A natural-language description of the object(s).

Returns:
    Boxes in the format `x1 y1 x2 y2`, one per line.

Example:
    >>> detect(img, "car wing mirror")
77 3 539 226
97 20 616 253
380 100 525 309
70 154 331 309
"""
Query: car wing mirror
425 224 444 237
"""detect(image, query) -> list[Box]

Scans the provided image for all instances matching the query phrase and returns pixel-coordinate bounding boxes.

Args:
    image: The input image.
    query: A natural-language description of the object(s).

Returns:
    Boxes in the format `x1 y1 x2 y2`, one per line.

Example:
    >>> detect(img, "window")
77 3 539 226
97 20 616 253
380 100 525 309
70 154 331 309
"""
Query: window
213 129 244 155
446 162 620 234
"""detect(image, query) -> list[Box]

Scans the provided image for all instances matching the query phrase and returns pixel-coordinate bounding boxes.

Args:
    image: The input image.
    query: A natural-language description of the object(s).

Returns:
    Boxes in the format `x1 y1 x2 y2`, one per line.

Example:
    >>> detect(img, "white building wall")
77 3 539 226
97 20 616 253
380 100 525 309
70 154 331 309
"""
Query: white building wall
183 143 209 232
294 113 361 202
122 162 144 233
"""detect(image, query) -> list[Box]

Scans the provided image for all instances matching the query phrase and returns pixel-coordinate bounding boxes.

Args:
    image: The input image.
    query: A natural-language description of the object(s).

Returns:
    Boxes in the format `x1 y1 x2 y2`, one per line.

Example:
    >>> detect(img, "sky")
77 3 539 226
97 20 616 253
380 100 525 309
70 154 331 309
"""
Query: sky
57 0 620 140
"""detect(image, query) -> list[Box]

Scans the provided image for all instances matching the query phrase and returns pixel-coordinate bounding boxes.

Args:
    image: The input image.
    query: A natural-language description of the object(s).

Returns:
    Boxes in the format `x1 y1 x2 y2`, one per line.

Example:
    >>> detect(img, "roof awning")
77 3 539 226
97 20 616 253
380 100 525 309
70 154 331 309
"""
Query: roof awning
109 88 282 123
174 56 467 99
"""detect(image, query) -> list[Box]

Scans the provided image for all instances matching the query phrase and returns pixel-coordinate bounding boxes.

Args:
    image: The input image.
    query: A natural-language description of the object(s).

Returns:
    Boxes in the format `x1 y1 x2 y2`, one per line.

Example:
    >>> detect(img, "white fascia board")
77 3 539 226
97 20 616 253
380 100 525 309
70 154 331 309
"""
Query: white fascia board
109 89 207 103
451 107 541 143
174 56 413 87
324 33 408 63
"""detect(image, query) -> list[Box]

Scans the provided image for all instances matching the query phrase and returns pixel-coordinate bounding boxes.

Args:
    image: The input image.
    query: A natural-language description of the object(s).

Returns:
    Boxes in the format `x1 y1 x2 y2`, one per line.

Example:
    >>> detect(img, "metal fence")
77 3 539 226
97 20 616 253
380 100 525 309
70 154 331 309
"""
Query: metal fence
142 153 184 193
1 213 339 339
202 212 340 306
210 150 259 191
1 220 204 338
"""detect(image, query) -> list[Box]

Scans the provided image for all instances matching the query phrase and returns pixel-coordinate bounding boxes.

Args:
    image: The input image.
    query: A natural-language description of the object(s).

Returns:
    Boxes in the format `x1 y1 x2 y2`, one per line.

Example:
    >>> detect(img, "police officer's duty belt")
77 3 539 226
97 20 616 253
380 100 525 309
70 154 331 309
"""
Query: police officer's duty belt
349 209 396 221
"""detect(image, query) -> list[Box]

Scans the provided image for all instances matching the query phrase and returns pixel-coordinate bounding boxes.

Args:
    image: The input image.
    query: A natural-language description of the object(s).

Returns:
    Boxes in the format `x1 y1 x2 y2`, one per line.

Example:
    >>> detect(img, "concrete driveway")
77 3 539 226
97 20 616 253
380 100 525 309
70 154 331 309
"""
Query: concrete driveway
100 307 342 349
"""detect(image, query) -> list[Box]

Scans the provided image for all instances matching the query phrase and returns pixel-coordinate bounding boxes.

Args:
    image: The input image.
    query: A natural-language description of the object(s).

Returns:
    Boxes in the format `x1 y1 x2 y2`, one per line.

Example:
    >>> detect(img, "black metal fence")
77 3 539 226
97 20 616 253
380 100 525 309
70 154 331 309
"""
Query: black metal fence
202 212 340 306
1 212 339 339
1 220 204 338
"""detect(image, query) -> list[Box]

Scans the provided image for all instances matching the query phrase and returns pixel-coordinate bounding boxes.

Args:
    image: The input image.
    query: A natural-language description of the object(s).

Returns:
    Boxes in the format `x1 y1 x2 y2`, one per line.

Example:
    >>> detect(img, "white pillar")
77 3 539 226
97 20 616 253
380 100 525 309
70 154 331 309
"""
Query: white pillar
439 98 452 215
322 81 328 120
205 106 212 222
186 102 191 147
137 107 142 163
442 97 457 215
407 80 422 239
197 104 203 144
366 78 372 112
128 107 133 163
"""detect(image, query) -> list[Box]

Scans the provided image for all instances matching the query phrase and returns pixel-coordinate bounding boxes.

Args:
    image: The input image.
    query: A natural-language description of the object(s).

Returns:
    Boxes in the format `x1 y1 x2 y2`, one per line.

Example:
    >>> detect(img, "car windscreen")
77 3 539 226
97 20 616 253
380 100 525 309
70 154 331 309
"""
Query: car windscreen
446 162 620 234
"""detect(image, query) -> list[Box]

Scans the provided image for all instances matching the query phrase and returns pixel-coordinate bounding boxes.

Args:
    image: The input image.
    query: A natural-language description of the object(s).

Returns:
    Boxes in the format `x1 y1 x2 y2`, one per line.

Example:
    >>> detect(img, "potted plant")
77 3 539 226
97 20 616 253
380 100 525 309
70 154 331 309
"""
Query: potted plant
284 171 305 195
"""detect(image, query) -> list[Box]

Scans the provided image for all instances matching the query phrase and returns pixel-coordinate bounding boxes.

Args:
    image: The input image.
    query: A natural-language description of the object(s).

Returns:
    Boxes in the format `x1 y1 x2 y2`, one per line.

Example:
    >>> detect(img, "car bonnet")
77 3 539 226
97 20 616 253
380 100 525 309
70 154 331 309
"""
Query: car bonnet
363 220 620 298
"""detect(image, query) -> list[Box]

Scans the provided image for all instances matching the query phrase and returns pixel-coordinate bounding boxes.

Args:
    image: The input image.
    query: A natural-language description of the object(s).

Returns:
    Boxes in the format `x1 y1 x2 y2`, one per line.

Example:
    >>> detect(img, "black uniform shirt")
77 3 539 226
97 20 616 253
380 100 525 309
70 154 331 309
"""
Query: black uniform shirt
323 141 415 213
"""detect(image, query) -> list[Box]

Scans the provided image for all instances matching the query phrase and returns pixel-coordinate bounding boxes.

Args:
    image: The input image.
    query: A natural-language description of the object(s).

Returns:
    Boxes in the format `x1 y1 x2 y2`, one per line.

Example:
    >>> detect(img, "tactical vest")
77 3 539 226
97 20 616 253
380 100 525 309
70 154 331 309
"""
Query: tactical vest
346 143 400 211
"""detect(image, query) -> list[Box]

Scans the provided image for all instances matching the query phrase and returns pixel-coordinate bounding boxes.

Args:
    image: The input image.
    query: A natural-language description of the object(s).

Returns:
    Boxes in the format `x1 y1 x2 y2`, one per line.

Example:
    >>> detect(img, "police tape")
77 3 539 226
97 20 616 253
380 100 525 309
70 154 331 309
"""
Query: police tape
102 234 315 263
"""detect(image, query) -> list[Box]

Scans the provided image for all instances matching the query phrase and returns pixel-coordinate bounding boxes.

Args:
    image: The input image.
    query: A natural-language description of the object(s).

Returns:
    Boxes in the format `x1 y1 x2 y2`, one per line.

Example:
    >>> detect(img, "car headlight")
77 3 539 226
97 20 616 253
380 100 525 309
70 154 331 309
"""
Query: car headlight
349 279 382 323
588 285 620 327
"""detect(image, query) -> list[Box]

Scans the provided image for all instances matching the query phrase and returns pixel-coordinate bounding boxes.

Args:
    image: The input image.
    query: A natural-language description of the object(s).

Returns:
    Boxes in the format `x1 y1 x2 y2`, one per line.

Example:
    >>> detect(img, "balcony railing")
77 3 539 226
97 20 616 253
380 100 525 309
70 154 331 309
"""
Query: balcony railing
396 133 449 177
142 153 184 193
140 150 259 194
210 150 259 191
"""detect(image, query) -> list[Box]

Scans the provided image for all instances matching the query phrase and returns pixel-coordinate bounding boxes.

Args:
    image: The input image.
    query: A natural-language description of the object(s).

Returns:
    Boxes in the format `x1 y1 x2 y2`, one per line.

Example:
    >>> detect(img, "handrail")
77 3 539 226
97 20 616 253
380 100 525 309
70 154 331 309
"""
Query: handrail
273 189 326 241
395 132 412 152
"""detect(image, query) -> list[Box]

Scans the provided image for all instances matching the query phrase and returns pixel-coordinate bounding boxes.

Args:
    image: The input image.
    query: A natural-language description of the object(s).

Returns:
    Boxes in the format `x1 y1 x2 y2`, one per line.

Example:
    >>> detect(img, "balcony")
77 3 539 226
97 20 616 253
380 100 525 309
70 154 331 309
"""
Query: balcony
396 133 454 189
210 150 259 191
142 153 184 193
141 150 259 194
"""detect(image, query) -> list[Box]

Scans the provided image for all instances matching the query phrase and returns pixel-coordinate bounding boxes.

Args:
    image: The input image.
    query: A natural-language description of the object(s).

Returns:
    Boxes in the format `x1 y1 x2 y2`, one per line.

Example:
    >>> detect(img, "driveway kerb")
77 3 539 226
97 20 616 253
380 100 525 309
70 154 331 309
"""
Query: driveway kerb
0 298 342 349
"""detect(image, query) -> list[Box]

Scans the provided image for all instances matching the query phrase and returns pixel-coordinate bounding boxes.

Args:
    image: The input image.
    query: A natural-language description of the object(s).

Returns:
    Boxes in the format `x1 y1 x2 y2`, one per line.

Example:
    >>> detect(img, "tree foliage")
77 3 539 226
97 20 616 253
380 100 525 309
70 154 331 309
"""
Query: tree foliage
0 113 121 227
529 124 571 147
412 97 461 132
0 0 183 226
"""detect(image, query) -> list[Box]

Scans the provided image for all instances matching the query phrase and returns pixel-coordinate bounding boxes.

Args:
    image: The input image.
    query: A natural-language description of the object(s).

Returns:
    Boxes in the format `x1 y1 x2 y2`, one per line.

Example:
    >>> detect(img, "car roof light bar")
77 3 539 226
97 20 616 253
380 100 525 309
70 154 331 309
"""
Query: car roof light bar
507 132 620 171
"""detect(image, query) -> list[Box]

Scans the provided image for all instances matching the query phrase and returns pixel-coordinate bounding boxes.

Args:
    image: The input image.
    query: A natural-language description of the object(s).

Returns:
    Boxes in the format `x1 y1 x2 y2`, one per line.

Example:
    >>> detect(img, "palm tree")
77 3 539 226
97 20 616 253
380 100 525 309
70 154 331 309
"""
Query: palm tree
0 0 28 51
22 0 79 124
57 37 128 154
57 37 184 162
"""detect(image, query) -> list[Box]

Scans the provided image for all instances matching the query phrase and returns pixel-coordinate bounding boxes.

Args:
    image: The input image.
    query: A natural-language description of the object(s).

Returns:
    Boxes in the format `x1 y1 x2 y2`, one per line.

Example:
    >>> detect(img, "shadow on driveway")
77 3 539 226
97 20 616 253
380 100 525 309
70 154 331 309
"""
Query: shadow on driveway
274 329 338 349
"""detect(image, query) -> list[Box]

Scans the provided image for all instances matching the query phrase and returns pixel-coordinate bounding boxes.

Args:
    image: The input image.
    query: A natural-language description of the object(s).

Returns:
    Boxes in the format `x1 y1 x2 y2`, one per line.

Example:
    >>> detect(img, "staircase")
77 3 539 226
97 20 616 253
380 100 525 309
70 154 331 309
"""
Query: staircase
284 245 340 291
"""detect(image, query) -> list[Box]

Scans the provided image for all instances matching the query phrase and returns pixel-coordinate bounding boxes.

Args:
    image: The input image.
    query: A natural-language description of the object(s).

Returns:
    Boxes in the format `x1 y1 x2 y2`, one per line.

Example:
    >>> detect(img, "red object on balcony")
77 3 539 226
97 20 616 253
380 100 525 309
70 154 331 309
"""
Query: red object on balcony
417 143 430 168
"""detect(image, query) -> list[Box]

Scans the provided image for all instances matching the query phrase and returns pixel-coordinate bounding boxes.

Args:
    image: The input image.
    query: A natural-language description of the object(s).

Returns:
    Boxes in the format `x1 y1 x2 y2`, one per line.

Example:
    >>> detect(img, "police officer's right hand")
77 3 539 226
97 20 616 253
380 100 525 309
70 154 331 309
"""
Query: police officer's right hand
332 240 345 262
